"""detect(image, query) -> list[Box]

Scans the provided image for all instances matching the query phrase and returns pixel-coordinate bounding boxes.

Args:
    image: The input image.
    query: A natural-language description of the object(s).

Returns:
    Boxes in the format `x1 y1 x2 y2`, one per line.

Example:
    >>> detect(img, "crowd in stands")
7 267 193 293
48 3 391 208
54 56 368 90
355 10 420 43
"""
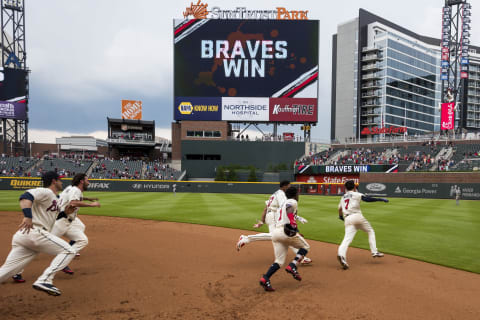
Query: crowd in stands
0 155 39 176
1 153 182 180
295 139 480 172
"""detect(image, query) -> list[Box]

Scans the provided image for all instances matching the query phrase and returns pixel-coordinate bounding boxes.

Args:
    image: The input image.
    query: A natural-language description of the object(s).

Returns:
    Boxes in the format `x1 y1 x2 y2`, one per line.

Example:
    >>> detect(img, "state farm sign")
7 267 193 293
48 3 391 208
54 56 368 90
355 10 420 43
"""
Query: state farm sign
269 98 317 122
361 126 407 135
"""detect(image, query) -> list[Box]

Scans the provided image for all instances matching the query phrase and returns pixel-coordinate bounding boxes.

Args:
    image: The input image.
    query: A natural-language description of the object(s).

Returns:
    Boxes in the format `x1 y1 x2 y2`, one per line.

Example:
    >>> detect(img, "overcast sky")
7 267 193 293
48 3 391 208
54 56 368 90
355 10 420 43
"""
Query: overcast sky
25 0 480 143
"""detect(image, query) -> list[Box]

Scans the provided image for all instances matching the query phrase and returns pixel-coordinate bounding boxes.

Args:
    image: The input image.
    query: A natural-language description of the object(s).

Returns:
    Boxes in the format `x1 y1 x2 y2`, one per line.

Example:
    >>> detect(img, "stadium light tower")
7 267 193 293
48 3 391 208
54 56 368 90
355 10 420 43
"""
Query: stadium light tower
1 0 28 156
440 0 471 133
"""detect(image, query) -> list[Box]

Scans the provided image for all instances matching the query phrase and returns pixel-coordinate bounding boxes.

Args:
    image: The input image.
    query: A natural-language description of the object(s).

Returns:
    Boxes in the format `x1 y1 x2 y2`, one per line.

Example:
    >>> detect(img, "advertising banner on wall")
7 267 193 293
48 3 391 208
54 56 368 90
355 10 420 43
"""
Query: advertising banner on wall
221 97 269 121
269 98 317 122
295 164 398 175
0 101 26 120
121 100 142 120
440 102 455 130
174 97 222 120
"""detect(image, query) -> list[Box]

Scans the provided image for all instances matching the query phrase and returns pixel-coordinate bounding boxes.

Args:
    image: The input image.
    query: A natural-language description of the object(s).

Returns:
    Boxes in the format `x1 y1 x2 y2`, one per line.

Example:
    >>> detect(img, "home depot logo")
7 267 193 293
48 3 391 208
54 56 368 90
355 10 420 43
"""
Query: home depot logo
361 126 407 135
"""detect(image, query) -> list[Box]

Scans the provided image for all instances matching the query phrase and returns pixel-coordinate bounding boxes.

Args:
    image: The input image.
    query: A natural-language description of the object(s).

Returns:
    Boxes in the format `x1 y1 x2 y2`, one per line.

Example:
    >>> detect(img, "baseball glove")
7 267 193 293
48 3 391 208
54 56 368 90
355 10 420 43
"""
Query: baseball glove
283 224 298 237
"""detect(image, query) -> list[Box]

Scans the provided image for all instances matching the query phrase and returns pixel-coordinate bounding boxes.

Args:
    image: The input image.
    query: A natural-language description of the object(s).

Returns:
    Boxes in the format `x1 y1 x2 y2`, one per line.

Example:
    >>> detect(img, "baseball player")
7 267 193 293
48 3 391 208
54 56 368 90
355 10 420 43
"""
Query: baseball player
12 173 100 280
455 186 461 206
236 180 312 265
51 173 100 274
259 186 310 291
0 171 77 296
337 180 388 270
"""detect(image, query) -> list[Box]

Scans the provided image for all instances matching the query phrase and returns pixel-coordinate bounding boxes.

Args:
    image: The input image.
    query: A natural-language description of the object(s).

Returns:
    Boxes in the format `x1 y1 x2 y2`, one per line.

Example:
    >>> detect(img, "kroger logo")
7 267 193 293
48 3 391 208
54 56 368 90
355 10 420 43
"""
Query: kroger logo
366 183 386 192
178 102 193 115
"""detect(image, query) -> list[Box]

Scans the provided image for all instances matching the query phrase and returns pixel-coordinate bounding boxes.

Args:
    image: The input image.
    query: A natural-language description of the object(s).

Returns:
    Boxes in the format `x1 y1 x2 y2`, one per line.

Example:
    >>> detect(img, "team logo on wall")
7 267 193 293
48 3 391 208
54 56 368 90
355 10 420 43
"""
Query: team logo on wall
269 98 317 122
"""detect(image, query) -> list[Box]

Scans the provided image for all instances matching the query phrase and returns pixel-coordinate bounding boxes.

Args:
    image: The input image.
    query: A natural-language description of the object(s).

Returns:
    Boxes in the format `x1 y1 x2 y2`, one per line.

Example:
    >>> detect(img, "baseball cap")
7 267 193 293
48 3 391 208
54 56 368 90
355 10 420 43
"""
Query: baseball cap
42 171 60 187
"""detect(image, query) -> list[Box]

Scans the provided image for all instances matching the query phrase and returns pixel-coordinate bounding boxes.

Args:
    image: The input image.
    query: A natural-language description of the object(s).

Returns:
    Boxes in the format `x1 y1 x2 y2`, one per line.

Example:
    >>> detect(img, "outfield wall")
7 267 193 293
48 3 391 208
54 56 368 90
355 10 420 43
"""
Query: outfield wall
358 172 480 200
1 175 479 200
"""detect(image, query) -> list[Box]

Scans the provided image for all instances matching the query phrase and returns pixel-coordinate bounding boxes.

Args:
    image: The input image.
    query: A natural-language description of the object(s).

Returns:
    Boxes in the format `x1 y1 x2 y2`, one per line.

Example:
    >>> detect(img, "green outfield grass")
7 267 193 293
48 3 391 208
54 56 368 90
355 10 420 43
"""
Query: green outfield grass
0 190 479 273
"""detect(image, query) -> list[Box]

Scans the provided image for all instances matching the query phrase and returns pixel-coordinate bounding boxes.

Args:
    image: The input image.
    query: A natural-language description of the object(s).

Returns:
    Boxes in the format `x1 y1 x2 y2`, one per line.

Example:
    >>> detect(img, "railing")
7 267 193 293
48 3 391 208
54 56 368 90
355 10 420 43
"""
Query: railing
107 138 156 146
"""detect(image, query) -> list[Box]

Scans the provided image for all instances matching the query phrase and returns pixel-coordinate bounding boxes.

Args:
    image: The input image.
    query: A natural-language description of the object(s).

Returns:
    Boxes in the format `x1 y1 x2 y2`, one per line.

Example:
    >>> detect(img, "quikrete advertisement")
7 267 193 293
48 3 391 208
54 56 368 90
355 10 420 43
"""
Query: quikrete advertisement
174 19 318 98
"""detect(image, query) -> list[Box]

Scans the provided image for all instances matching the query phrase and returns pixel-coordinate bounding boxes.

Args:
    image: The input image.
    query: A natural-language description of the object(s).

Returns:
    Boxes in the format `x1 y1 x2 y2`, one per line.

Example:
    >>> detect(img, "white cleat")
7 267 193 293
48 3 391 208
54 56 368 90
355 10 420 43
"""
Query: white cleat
236 235 248 251
372 252 384 258
300 257 312 265
337 255 349 270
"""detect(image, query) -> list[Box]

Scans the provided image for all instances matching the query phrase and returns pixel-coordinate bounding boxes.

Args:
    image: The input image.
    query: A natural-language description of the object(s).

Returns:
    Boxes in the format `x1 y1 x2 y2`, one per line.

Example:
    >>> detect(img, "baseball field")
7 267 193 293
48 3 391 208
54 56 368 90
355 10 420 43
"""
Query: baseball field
1 190 479 273
1 190 480 319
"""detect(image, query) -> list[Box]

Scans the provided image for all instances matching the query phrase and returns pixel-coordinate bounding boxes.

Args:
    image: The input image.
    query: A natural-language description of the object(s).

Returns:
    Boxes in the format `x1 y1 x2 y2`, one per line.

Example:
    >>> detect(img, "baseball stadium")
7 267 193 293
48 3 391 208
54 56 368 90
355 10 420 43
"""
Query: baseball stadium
1 1 480 319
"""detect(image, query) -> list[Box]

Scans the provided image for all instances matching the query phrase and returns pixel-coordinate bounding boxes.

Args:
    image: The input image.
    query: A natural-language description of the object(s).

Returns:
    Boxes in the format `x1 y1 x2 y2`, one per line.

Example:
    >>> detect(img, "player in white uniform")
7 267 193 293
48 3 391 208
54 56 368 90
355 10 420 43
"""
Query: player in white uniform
337 180 388 270
52 173 100 274
455 186 461 206
0 171 77 296
236 181 312 264
259 186 310 291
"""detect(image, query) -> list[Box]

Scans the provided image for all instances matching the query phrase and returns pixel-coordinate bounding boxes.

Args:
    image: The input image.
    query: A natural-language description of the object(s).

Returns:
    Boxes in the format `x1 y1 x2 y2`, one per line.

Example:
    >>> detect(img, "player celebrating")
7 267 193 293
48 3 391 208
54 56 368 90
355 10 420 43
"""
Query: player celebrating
236 180 312 264
52 173 100 274
259 186 310 291
0 171 77 296
337 180 388 270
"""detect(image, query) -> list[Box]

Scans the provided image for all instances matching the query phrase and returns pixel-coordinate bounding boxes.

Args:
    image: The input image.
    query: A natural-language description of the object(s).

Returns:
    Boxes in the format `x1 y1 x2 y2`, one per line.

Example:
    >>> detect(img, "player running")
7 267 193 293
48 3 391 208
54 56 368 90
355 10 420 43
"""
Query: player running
337 180 388 270
259 186 310 291
52 173 100 274
236 180 312 265
0 171 77 296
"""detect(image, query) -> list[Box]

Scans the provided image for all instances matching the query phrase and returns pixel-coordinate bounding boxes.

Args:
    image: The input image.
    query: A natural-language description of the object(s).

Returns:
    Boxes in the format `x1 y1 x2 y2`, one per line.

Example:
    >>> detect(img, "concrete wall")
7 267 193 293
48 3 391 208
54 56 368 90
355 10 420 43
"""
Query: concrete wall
181 140 305 178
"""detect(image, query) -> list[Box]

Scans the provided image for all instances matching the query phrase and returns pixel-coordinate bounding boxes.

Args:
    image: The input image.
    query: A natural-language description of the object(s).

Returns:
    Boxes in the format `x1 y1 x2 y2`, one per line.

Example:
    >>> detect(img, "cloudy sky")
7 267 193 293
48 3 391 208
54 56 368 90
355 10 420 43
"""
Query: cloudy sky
25 0 480 143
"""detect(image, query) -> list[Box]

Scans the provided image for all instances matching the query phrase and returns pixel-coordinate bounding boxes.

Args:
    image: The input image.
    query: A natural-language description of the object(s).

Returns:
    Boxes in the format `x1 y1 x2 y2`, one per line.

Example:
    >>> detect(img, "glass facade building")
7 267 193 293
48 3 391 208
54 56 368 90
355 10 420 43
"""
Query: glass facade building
331 9 480 142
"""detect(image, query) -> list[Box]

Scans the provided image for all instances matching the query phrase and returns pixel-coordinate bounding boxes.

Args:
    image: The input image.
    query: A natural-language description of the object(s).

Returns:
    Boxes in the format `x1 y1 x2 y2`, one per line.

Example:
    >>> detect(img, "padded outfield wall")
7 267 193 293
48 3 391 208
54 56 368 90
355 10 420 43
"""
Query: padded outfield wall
1 173 480 200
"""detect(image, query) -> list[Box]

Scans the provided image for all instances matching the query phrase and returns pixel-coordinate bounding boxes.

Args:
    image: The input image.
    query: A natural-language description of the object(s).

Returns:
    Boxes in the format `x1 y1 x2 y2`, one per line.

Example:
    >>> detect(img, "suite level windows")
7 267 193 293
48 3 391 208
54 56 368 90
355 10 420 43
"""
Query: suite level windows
186 130 221 138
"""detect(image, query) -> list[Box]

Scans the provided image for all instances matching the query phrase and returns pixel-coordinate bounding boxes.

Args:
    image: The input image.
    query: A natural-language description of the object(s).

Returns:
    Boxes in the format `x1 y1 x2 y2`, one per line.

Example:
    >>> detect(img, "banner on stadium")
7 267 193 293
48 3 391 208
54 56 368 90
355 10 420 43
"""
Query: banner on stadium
440 102 455 130
121 100 142 120
174 97 222 121
0 101 26 120
174 19 318 100
295 164 398 175
269 98 317 122
0 68 27 102
296 174 359 185
221 97 269 121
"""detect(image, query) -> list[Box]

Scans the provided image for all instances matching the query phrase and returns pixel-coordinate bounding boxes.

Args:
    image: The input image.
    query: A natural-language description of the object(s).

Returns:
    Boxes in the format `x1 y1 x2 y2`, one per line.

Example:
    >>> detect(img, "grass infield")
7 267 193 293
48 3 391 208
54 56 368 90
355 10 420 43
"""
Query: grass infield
0 190 479 273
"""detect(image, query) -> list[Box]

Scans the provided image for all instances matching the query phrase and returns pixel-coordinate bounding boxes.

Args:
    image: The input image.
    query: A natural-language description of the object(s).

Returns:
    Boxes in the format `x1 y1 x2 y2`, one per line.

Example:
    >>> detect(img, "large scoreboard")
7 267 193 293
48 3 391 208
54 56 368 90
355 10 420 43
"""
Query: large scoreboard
174 19 319 123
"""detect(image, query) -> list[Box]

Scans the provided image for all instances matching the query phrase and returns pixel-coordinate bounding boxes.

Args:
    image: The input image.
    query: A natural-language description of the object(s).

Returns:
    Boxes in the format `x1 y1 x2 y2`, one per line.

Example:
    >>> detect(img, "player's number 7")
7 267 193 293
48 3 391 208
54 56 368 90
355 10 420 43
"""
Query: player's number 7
345 199 350 209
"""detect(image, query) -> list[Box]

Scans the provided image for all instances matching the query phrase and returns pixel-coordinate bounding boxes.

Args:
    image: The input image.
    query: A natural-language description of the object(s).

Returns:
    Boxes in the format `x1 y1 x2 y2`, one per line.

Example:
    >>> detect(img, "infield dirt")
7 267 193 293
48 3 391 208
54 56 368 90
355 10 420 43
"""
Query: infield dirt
0 212 479 320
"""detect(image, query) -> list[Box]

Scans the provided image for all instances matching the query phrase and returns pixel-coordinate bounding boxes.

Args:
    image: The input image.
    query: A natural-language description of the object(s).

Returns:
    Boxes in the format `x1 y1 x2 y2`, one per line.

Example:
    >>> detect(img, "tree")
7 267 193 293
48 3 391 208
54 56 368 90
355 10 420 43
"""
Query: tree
215 166 226 181
226 167 237 181
247 166 257 182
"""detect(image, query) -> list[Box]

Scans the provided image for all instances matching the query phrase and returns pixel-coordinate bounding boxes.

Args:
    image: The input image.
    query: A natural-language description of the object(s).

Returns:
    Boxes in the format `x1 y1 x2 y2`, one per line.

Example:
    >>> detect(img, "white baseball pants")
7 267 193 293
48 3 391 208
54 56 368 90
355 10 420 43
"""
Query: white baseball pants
51 217 89 252
271 226 310 266
338 213 378 258
0 228 76 285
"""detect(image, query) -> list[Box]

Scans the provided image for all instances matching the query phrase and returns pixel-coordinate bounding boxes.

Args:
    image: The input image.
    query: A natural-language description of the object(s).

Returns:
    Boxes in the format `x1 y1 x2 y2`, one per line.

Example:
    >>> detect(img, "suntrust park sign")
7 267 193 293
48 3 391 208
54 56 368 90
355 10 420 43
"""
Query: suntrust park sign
183 2 308 20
